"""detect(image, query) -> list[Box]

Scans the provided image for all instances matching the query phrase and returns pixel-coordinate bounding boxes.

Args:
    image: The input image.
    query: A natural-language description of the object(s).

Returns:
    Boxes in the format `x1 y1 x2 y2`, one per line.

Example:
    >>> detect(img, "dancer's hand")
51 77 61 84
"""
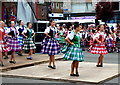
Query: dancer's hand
98 41 101 44
8 35 12 37
48 35 51 38
25 36 28 38
71 42 74 45
101 42 105 45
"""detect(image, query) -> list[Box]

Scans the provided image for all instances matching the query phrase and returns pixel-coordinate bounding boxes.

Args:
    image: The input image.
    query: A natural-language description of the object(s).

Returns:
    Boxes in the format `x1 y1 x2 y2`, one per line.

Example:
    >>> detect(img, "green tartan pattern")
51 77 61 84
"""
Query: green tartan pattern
23 38 36 50
61 43 69 53
59 31 66 44
63 31 84 61
63 44 84 62
59 37 66 44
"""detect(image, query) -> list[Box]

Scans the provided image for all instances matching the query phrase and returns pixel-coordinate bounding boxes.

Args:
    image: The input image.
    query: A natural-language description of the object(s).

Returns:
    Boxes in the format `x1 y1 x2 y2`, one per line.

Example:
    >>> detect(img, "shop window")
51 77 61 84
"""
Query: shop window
60 3 63 9
86 2 92 11
51 2 54 9
56 3 59 9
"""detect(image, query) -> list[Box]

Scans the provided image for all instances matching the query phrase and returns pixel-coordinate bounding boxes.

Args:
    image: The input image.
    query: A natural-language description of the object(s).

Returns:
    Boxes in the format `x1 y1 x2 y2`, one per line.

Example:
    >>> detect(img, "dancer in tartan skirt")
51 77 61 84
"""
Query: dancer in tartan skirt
90 24 108 67
41 20 60 69
0 21 10 66
17 20 26 56
63 23 84 77
1 21 10 59
22 22 36 60
7 21 21 64
0 22 4 66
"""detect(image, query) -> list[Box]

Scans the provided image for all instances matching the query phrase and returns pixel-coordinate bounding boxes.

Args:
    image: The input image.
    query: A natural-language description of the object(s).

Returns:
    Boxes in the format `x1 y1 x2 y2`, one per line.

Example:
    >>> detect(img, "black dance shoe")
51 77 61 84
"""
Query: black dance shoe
18 53 23 56
9 61 16 64
51 66 56 69
70 74 76 76
48 65 53 68
0 64 4 67
96 65 103 67
4 56 9 59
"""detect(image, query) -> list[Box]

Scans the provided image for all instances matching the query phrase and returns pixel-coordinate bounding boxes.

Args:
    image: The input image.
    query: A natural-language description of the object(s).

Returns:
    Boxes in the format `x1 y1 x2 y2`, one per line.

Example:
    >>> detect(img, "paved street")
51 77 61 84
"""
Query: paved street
0 53 63 71
0 51 119 84
1 76 119 84
1 61 119 84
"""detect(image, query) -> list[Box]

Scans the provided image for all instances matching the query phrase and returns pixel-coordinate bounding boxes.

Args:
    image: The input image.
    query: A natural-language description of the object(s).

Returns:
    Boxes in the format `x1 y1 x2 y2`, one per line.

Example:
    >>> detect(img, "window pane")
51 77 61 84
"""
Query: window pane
72 3 86 13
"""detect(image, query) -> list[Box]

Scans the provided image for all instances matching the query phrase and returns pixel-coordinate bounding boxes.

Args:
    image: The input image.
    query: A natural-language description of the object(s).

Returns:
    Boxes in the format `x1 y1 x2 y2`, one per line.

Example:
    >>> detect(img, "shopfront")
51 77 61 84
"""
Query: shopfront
2 1 17 25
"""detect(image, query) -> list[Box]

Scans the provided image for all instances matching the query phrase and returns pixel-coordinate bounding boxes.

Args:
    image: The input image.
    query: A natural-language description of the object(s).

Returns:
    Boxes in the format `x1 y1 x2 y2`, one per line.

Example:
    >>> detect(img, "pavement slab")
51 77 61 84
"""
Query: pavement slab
1 61 119 84
0 51 118 72
0 53 63 71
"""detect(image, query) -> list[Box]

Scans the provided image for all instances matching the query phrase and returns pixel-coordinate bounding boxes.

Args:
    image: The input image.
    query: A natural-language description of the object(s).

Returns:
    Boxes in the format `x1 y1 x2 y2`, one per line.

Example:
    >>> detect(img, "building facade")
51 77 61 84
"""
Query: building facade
35 1 48 20
1 0 120 23
1 1 17 25
45 0 64 20
63 0 120 23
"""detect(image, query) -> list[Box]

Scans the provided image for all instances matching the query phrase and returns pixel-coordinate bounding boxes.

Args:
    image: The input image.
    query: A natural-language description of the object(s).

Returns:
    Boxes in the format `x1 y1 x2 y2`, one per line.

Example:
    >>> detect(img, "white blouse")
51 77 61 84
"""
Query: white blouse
16 26 26 32
23 28 34 33
67 30 81 40
44 26 58 34
95 31 106 39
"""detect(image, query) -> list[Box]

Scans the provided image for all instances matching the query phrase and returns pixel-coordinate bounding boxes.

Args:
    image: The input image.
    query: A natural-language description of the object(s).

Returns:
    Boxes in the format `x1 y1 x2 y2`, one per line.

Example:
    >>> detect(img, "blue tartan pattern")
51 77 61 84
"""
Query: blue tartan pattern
106 38 113 47
41 37 60 55
18 35 24 46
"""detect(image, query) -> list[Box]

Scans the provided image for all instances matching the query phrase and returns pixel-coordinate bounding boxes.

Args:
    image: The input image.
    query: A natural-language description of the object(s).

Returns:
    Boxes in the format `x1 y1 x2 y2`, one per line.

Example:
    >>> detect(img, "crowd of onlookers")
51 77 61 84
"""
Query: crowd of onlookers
56 23 120 53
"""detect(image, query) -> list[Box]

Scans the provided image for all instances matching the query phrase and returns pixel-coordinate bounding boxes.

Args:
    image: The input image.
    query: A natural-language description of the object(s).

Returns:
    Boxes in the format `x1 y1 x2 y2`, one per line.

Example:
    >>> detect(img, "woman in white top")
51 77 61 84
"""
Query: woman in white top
41 20 60 69
22 22 36 60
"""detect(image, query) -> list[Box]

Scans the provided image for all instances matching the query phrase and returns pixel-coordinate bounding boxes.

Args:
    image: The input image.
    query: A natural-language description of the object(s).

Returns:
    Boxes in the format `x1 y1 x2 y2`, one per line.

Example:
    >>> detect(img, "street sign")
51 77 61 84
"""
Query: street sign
48 13 63 17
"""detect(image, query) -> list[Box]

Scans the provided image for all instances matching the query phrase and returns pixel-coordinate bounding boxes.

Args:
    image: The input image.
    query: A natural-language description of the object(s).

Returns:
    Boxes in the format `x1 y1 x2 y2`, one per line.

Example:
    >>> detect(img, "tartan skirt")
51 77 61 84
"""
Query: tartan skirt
116 41 120 47
6 37 21 51
23 38 36 50
18 35 24 46
80 41 86 46
63 44 84 61
106 39 113 47
41 37 60 55
112 41 116 47
107 43 113 47
90 44 108 54
0 40 11 52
